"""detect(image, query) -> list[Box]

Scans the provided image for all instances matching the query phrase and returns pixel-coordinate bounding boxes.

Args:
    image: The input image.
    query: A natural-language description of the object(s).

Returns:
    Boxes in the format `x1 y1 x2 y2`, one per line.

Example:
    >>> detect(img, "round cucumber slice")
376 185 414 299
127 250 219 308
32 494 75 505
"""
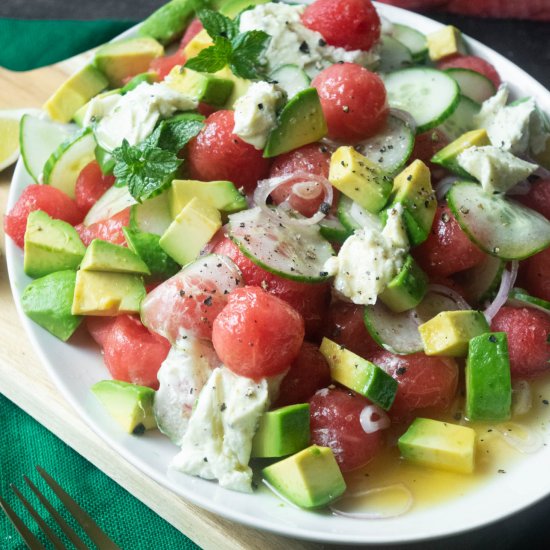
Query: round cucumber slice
384 68 460 134
19 114 75 183
364 291 462 355
455 255 504 305
84 184 136 226
269 64 310 99
447 181 550 260
439 95 480 141
228 207 334 283
391 24 428 62
319 215 351 243
337 195 382 233
378 36 413 74
43 127 96 199
507 288 550 316
445 68 496 104
355 114 415 173
130 191 172 236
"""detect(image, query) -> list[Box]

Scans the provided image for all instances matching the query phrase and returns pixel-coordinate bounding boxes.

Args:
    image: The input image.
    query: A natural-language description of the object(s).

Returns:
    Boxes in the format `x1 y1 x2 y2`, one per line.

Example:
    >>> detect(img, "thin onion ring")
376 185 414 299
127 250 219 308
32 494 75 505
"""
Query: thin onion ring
489 423 544 454
360 405 390 434
484 260 519 323
427 283 472 311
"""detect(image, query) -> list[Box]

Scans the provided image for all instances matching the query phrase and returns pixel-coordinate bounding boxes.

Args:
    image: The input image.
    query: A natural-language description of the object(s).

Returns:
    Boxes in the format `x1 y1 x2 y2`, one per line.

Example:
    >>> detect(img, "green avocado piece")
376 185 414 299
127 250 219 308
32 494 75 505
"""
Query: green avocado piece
123 227 180 280
169 179 247 217
466 332 512 422
166 67 234 106
418 310 490 357
379 255 428 313
251 404 310 458
91 380 157 434
263 88 328 158
44 64 109 123
398 417 476 474
80 239 150 275
219 0 269 17
262 445 346 509
320 337 397 410
94 37 164 87
72 270 146 315
24 210 86 279
21 270 82 341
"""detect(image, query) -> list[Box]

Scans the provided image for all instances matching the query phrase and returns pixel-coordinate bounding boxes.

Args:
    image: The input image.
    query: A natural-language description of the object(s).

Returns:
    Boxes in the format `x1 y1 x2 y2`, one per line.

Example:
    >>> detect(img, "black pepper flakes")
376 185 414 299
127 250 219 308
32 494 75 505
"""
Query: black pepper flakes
203 296 213 306
299 41 310 54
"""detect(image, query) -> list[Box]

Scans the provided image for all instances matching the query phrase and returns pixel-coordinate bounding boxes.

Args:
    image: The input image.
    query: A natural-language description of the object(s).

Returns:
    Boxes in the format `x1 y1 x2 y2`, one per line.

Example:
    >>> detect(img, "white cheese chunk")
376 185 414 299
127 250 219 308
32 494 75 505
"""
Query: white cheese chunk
238 3 378 78
233 81 283 149
457 145 537 194
85 82 197 151
153 337 220 446
325 203 409 305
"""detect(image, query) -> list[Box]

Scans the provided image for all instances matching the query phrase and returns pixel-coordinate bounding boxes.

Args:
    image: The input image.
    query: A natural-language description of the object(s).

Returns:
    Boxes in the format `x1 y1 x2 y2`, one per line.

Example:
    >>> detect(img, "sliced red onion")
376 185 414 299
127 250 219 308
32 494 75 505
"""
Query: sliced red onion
427 283 472 311
483 260 519 323
534 165 550 179
389 108 417 134
360 405 390 434
436 176 459 201
506 179 532 196
490 423 544 454
512 380 532 417
330 484 413 520
252 170 333 227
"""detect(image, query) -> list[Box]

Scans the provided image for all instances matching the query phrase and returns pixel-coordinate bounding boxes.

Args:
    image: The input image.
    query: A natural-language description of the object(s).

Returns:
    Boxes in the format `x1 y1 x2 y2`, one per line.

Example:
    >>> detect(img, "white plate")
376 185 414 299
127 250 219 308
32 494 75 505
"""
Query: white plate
6 3 550 545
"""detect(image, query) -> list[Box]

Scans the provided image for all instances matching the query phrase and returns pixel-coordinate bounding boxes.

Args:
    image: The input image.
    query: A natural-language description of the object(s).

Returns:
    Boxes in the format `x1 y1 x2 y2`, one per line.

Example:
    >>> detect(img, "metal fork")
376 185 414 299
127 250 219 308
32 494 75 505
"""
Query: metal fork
0 466 121 549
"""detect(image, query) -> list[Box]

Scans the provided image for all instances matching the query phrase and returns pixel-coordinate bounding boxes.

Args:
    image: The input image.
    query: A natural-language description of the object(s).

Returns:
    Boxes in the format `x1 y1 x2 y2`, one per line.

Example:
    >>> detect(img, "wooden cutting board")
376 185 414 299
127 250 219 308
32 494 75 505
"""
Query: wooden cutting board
0 57 330 550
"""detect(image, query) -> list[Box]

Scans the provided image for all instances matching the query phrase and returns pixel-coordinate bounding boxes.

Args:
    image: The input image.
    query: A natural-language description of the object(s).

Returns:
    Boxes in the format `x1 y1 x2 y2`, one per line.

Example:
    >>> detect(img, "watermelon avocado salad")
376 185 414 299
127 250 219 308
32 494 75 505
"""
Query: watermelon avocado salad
5 0 550 515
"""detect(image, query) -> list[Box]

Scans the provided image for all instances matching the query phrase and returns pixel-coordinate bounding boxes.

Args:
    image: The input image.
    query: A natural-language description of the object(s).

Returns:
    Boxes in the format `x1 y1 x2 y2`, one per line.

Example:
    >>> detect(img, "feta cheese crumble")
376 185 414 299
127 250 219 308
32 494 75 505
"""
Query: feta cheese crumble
325 203 409 305
84 82 197 151
233 81 283 149
238 3 378 78
457 145 537 194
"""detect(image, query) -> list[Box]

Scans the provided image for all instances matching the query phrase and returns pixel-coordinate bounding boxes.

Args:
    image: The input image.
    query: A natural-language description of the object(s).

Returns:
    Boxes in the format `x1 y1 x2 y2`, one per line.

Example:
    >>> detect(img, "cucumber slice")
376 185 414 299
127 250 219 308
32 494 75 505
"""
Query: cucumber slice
337 195 382 233
43 127 96 199
439 95 480 141
354 114 415 173
19 114 75 183
384 68 460 134
507 288 550 316
228 207 334 283
392 24 428 62
319 215 351 243
130 191 172 236
455 255 504 304
84 184 137 226
445 68 496 104
447 181 550 260
95 144 115 175
378 36 414 74
269 64 310 99
364 290 462 355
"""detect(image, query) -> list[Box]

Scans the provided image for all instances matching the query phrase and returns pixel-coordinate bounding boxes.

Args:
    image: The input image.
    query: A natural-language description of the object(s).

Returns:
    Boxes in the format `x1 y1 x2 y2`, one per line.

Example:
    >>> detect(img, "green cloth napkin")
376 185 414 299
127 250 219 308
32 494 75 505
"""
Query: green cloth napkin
0 19 138 71
0 394 200 549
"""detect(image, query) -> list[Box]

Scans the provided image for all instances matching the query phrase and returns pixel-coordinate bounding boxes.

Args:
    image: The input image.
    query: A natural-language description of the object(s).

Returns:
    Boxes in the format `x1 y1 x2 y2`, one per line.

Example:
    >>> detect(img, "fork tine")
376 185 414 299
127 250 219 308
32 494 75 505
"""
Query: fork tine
36 467 122 550
23 476 89 550
10 484 67 550
0 494 46 550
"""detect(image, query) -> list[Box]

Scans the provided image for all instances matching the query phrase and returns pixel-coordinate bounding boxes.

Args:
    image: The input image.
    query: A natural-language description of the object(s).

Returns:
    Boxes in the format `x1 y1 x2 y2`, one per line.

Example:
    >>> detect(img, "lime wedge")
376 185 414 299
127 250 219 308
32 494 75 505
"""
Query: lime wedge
0 109 40 172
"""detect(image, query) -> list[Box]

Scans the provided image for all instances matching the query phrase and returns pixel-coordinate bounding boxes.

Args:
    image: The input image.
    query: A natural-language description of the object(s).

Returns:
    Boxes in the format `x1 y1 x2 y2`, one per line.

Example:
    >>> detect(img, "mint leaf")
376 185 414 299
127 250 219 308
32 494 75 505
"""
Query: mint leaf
196 9 238 41
113 140 182 203
185 36 233 74
230 30 270 80
145 118 204 152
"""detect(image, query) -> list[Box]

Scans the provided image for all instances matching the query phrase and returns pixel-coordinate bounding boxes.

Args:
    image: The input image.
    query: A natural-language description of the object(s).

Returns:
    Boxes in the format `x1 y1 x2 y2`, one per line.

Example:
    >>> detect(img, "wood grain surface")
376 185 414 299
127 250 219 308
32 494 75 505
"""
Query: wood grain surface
0 58 323 550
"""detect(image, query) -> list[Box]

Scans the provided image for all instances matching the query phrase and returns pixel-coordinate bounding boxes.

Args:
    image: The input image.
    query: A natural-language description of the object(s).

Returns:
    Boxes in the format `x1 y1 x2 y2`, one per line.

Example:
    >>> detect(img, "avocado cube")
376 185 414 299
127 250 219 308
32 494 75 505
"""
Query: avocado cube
329 147 393 213
466 332 512 421
398 418 476 474
72 270 146 315
431 129 491 178
220 0 270 17
44 64 109 123
183 28 214 60
21 270 82 341
426 25 466 62
320 337 397 410
138 0 198 45
94 37 164 87
159 196 221 266
264 88 328 158
165 67 234 107
214 67 251 109
391 159 436 246
91 380 156 434
419 310 489 357
24 210 86 278
80 239 150 275
379 255 428 313
169 179 247 217
262 445 346 509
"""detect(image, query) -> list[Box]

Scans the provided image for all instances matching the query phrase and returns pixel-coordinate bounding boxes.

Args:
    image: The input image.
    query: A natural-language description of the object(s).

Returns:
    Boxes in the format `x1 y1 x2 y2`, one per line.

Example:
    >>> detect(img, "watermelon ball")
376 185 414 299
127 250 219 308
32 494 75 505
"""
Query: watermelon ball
4 184 83 249
212 286 305 380
309 386 384 472
187 110 271 194
312 63 388 142
302 0 381 52
491 306 550 379
523 247 550 302
438 55 501 89
274 341 331 407
74 160 115 215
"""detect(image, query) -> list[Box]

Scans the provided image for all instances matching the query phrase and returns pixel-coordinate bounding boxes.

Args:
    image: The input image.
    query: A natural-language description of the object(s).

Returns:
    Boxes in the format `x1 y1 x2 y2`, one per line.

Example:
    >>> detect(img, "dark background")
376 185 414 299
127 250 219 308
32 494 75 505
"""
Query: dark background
1 1 550 549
